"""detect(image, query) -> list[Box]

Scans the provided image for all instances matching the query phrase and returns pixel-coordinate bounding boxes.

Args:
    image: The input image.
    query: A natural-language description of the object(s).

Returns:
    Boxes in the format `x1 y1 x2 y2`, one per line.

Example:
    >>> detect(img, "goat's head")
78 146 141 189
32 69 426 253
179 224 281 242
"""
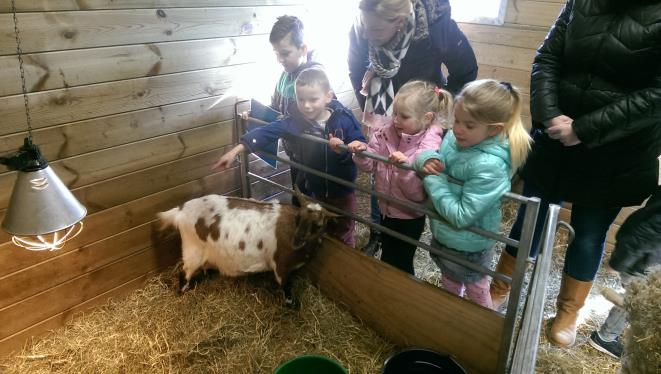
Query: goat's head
291 189 340 249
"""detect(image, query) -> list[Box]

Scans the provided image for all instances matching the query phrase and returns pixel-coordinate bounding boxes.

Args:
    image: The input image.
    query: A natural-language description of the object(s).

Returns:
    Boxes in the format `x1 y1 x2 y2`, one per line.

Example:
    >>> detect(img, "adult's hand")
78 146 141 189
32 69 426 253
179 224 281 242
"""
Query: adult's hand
545 115 581 146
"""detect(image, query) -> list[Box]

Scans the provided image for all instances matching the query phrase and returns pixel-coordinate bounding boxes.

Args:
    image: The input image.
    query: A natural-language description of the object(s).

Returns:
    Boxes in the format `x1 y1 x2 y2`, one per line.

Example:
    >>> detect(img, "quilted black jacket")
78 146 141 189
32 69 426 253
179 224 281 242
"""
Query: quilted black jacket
521 0 661 207
609 186 661 275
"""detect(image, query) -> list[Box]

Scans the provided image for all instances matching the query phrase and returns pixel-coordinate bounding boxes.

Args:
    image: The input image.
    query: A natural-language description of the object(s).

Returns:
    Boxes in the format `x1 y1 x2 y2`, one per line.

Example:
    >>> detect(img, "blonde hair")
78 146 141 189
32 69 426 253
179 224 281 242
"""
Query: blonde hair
395 80 453 132
359 0 412 20
295 67 331 93
455 79 532 172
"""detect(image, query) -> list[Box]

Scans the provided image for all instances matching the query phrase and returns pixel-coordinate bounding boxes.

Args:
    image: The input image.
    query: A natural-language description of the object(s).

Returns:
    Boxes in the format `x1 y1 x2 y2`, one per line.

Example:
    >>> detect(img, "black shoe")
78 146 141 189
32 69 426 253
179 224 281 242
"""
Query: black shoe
361 232 381 257
589 331 623 359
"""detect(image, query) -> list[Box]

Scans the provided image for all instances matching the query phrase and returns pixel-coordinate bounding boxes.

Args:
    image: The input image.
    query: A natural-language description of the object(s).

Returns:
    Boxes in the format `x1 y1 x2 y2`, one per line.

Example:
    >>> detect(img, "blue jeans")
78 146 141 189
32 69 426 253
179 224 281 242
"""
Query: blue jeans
505 182 620 281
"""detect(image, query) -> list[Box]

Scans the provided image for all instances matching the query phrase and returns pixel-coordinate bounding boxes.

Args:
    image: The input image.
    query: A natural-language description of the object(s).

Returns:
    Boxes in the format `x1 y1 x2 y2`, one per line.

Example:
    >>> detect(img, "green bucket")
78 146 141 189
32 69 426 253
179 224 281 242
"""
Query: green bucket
274 355 348 374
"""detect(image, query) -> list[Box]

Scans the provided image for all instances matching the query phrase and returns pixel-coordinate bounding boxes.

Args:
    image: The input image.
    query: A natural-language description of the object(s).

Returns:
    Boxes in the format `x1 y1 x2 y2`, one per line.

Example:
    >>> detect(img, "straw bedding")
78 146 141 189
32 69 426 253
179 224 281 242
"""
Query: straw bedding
1 173 658 373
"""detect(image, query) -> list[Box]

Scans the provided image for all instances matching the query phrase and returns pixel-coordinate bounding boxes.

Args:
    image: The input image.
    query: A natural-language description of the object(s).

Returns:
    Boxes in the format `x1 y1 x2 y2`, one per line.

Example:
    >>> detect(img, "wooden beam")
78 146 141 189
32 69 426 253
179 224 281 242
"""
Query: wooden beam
0 64 254 135
0 6 304 55
305 239 504 374
505 0 564 28
472 41 537 71
0 0 305 12
0 271 160 357
0 97 236 170
0 35 268 96
0 240 180 340
460 22 548 50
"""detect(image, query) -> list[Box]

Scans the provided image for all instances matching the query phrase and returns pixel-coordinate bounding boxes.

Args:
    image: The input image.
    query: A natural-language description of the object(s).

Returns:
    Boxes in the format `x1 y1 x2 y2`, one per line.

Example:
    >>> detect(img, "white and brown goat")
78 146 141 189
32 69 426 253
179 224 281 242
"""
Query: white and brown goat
157 192 337 305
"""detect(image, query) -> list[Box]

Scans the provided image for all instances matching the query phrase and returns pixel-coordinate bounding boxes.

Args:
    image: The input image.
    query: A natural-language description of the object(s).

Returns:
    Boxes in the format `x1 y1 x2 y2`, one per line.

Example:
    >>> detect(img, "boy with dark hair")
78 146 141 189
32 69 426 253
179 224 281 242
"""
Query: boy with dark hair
267 15 323 204
215 68 365 247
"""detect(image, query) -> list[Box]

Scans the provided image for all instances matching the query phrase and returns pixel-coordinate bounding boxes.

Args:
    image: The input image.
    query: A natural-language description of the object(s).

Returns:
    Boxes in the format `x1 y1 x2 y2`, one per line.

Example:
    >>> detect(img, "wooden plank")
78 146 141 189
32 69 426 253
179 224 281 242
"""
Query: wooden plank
0 240 180 340
460 22 548 50
0 119 234 209
0 271 160 357
305 239 504 374
477 64 531 93
0 96 236 172
472 41 537 71
0 0 304 12
0 35 268 96
505 0 564 28
0 64 254 135
0 220 163 309
0 6 304 55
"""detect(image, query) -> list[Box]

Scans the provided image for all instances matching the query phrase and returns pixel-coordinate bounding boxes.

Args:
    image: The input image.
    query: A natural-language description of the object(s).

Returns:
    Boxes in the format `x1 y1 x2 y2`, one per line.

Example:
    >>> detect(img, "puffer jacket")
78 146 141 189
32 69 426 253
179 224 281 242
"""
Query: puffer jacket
414 131 511 252
241 99 365 199
348 0 477 108
522 0 661 207
353 123 443 219
609 185 661 275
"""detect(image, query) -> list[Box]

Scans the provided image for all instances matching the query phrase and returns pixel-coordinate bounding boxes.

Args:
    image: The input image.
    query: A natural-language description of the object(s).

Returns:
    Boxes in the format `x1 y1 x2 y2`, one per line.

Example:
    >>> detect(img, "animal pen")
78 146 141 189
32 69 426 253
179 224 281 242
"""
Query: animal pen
232 100 571 374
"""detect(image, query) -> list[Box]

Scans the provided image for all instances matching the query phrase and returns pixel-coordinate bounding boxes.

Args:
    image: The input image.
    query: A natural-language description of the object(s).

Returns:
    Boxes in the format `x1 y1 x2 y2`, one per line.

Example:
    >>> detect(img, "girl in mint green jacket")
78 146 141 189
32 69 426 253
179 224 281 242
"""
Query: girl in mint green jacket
414 79 532 309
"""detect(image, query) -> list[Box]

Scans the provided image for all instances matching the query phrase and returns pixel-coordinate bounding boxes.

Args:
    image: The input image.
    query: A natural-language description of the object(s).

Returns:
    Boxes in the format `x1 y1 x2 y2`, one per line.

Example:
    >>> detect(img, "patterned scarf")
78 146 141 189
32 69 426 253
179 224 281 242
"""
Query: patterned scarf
361 0 450 128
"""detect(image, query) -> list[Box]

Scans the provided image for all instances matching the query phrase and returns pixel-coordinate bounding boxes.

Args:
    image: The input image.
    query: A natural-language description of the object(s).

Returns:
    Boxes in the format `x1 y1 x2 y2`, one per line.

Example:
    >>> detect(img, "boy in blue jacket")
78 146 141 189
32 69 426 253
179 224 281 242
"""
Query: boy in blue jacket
215 68 365 247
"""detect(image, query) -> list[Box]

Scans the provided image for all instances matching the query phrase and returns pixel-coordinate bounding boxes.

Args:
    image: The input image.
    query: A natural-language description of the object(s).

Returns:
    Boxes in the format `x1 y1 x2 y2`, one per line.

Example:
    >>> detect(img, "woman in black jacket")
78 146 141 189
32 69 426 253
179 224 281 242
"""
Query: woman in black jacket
348 0 478 254
490 0 661 348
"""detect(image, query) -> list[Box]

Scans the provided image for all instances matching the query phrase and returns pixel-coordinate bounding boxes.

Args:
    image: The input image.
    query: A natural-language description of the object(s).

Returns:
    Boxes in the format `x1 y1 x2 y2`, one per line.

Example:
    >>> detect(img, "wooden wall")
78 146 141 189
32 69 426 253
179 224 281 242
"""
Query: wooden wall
0 0 632 356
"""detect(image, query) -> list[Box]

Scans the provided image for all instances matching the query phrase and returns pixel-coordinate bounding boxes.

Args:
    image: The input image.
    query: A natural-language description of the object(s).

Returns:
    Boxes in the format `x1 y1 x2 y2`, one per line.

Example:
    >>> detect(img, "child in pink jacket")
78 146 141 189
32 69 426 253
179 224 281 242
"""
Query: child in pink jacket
347 80 452 274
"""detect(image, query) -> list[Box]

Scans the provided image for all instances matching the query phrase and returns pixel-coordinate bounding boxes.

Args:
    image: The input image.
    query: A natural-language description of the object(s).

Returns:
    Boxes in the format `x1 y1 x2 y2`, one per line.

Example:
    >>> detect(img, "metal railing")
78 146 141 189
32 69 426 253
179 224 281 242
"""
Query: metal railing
231 100 571 373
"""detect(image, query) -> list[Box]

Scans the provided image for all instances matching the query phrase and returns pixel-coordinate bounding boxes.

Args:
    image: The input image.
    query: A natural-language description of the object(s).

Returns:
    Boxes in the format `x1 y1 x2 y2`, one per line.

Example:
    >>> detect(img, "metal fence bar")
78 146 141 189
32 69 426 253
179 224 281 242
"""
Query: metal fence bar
252 147 524 250
510 204 561 373
496 197 541 373
249 172 513 283
235 101 252 198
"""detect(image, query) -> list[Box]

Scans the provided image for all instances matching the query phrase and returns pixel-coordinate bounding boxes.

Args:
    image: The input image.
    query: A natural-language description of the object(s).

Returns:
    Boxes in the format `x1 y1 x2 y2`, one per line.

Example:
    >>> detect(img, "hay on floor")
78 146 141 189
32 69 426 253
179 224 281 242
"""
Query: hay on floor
0 269 395 374
621 267 661 374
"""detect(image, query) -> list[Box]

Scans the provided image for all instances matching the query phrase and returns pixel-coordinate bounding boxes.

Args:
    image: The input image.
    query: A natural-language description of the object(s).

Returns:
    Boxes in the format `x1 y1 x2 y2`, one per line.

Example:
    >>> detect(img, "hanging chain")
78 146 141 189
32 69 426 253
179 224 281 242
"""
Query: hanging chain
11 0 34 139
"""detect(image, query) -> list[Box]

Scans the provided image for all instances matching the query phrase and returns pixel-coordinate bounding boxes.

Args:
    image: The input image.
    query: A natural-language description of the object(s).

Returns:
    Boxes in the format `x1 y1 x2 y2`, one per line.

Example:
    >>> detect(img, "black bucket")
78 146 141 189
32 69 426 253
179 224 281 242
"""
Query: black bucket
381 348 466 374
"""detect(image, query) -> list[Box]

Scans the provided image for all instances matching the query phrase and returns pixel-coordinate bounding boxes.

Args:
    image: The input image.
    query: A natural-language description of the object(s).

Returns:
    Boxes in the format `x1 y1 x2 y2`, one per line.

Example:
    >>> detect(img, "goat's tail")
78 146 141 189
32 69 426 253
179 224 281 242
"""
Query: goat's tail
156 207 181 231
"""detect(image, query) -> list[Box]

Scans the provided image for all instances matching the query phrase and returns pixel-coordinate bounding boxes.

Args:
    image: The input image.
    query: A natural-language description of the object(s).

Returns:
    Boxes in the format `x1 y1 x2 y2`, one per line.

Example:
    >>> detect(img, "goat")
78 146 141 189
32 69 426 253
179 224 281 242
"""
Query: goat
157 191 338 305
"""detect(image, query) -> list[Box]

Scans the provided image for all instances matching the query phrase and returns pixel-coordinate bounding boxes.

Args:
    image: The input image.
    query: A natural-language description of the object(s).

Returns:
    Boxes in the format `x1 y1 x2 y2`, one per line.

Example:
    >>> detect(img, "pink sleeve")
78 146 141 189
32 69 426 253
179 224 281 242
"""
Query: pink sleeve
352 132 380 172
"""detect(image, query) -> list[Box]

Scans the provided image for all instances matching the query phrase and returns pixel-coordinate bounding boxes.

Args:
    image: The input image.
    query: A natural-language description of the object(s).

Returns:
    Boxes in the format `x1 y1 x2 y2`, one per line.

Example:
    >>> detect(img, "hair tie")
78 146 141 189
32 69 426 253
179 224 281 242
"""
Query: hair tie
500 81 513 92
434 86 442 97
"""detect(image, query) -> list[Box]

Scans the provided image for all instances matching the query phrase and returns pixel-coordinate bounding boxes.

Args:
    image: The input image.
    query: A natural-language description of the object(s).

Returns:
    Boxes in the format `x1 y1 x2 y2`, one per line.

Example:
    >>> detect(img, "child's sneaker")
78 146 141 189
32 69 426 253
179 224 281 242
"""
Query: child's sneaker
588 331 623 359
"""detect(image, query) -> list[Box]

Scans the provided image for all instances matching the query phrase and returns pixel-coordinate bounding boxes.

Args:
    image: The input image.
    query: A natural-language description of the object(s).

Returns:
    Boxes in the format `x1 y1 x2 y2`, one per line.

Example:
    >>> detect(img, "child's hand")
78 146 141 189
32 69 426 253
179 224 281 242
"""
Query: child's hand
212 144 245 170
213 153 237 171
328 134 345 154
388 151 407 164
420 158 445 176
240 111 251 120
347 140 367 153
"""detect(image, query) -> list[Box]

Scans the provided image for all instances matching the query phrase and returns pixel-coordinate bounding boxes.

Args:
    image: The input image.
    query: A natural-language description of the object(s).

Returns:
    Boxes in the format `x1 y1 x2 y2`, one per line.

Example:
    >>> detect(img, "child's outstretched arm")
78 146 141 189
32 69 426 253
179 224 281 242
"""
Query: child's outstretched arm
213 144 246 170
425 162 510 229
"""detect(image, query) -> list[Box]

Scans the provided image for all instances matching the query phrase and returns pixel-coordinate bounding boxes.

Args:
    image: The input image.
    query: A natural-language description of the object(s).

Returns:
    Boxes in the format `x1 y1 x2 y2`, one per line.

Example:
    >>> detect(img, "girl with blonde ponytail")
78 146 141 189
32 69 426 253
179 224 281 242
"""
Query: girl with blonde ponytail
345 80 452 274
414 79 531 309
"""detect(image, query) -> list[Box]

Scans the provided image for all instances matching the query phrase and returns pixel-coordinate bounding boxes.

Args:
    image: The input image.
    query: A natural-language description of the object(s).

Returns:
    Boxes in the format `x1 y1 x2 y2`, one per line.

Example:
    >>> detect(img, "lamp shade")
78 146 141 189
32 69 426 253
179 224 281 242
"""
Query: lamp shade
2 166 86 236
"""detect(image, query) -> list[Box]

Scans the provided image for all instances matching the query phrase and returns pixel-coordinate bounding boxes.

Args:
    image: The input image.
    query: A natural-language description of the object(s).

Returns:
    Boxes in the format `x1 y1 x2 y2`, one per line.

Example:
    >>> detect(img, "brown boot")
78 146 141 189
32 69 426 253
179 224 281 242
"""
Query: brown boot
490 251 517 309
548 274 593 347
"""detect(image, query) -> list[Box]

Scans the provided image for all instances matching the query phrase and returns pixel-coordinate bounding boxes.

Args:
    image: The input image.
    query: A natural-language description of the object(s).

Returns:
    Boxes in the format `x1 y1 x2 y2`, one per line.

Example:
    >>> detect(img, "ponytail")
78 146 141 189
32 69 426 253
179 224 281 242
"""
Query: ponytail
501 86 532 173
434 87 453 128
